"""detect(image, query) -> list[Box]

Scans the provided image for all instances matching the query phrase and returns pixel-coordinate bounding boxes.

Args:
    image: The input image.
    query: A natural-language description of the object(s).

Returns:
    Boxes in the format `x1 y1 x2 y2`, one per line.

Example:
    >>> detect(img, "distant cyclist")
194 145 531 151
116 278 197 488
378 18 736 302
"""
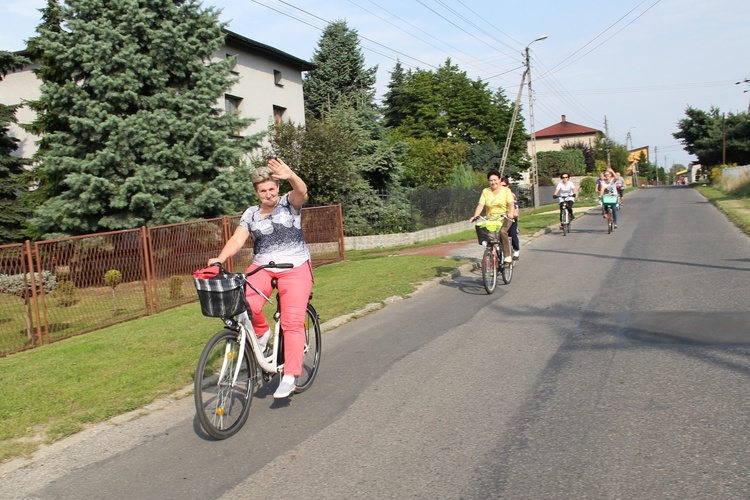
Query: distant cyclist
500 177 521 260
598 169 619 228
613 171 625 205
553 173 578 227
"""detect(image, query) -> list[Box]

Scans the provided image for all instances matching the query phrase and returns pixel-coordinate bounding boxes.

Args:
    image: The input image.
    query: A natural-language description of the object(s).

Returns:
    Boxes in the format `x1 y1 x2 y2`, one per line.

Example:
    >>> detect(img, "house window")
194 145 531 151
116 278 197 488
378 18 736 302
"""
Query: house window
274 69 283 87
552 138 560 144
225 94 242 115
273 105 286 123
226 53 238 74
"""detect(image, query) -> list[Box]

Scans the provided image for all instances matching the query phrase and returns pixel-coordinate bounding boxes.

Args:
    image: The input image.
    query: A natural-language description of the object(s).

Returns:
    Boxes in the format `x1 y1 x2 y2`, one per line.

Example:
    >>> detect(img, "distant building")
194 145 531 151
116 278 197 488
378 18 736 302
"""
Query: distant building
627 146 649 177
0 29 315 159
528 115 601 156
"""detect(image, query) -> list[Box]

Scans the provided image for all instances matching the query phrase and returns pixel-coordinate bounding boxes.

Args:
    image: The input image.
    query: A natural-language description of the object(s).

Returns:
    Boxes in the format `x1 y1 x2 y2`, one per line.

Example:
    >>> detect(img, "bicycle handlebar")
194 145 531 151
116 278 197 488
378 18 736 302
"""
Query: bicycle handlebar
552 194 576 199
208 260 294 277
472 214 513 223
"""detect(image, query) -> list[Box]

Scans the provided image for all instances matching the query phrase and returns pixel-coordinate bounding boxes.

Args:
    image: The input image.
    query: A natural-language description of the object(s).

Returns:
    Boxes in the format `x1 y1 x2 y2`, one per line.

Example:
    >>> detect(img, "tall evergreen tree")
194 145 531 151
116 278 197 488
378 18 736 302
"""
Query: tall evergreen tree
0 51 32 243
382 60 407 129
27 0 259 238
303 20 377 119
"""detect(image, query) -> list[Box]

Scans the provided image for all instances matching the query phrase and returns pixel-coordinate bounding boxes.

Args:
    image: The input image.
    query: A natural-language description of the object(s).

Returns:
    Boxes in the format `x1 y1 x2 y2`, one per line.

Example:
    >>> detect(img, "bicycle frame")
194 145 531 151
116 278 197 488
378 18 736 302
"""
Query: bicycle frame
234 308 282 379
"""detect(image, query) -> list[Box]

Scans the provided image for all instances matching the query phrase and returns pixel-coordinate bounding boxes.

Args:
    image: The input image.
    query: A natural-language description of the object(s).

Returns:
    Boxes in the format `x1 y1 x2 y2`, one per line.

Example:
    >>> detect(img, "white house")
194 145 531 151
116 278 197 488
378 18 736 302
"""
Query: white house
0 29 315 159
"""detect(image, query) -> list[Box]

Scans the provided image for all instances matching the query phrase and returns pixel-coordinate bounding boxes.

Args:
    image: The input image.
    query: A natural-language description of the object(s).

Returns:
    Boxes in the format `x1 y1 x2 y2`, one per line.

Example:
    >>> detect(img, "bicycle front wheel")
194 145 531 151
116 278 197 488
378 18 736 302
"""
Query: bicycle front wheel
295 303 322 392
194 329 256 440
482 245 497 294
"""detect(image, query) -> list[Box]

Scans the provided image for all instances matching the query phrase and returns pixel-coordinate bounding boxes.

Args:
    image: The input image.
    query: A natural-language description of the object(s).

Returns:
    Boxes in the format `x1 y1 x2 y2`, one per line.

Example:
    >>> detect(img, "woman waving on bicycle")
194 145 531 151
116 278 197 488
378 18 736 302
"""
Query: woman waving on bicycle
209 158 313 399
599 169 619 229
470 169 516 265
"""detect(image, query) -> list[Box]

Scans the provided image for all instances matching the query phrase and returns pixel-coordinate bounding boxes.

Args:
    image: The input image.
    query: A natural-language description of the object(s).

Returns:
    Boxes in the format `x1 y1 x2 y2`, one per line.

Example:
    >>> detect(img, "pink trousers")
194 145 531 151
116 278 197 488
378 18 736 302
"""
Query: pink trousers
245 262 313 376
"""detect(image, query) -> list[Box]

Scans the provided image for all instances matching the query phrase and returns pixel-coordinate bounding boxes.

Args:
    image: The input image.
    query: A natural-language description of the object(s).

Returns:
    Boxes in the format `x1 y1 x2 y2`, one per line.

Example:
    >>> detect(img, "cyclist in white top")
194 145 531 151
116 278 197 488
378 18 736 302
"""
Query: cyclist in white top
553 173 578 225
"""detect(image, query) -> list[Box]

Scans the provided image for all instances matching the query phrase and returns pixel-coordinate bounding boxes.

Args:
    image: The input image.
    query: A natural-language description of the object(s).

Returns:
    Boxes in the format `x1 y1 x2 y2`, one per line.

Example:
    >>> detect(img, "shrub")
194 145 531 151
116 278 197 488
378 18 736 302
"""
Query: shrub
169 276 183 300
55 280 77 307
104 269 122 288
104 269 123 313
579 176 597 198
0 271 57 297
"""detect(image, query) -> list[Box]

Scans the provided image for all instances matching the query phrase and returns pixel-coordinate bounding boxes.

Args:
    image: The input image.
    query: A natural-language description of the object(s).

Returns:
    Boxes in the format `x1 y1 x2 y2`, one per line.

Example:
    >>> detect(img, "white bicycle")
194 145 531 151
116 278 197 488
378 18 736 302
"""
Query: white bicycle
193 262 321 439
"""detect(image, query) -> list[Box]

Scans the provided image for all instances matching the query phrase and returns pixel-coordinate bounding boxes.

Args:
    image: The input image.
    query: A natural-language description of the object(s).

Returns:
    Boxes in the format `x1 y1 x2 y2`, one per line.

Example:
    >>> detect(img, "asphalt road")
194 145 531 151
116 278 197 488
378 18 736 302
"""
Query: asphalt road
2 186 749 499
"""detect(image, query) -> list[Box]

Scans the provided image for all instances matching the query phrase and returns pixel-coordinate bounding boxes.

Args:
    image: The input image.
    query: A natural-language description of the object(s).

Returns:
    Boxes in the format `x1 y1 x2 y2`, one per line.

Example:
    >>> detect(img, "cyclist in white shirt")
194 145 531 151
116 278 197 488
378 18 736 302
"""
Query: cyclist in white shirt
553 173 578 226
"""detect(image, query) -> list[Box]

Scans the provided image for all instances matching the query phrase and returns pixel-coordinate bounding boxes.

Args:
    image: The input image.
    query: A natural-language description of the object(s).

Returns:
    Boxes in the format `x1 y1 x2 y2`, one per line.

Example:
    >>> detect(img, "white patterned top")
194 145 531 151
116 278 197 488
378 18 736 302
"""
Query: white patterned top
239 193 311 269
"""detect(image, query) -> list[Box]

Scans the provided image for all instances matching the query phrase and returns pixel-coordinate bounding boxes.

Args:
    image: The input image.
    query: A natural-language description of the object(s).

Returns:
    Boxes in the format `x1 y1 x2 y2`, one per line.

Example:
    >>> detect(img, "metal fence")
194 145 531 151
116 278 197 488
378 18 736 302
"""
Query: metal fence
341 186 485 236
0 205 344 357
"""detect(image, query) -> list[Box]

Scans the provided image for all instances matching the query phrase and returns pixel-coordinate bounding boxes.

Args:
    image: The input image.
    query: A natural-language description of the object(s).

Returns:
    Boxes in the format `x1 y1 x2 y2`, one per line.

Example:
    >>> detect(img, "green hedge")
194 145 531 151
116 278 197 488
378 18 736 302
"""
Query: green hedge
537 150 586 185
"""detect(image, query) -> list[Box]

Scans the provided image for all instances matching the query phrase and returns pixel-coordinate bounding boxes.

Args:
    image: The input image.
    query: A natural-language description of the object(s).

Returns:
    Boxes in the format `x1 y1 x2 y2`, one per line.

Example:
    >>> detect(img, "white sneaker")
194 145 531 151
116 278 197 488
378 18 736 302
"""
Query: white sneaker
512 250 520 260
273 375 296 399
504 256 512 264
257 329 271 352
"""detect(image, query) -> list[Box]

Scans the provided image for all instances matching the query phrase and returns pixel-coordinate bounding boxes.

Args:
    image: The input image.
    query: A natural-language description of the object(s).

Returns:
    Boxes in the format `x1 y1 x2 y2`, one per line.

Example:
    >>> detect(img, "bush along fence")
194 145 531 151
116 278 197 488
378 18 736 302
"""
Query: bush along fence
0 205 344 357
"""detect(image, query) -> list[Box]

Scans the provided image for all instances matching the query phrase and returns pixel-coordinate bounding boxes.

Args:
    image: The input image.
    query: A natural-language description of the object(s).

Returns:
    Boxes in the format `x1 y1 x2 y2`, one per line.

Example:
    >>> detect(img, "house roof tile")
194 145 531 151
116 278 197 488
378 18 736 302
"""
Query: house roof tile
534 116 601 138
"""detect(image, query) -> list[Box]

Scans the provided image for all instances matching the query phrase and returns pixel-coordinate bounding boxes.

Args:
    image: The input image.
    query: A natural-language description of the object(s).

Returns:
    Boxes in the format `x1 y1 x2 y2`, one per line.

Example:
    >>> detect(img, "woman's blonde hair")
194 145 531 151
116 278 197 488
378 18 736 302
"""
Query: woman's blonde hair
251 166 277 186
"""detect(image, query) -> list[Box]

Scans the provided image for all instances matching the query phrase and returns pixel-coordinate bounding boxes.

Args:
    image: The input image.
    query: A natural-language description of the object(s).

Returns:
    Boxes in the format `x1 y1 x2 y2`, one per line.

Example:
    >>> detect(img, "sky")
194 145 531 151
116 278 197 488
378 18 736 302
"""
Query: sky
2 0 750 169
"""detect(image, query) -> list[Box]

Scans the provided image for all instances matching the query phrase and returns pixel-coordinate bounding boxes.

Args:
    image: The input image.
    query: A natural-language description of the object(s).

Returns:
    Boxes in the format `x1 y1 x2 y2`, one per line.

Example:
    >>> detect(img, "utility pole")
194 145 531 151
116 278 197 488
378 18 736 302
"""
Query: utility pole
604 116 611 170
499 35 547 209
654 146 658 185
723 113 727 165
498 69 528 178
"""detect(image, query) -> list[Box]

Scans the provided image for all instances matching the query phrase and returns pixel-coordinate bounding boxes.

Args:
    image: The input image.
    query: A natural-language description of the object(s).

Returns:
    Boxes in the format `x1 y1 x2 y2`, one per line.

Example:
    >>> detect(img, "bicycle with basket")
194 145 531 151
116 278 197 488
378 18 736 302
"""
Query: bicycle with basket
474 215 514 294
601 193 619 234
192 262 321 439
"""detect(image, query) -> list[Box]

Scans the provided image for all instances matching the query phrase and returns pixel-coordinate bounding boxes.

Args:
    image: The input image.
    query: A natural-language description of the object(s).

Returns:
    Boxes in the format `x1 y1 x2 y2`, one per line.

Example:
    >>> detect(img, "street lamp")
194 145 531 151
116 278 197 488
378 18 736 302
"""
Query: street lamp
626 126 635 150
525 35 548 209
736 78 750 113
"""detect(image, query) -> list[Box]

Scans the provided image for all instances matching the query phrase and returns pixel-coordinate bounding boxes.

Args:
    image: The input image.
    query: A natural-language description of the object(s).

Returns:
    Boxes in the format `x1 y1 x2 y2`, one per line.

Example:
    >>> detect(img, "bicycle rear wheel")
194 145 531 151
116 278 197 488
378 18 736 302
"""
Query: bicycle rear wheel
482 245 497 294
194 329 256 440
606 209 613 234
295 303 322 392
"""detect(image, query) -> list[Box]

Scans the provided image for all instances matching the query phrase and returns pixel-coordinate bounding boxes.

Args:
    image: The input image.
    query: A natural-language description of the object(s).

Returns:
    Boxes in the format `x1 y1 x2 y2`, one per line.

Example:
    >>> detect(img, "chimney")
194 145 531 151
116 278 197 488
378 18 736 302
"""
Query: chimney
561 115 566 123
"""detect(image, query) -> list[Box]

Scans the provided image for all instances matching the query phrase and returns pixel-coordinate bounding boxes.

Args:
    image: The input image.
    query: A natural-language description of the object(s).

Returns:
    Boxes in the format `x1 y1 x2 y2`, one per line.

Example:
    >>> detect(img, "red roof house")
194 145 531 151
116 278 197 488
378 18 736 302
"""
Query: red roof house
528 115 601 155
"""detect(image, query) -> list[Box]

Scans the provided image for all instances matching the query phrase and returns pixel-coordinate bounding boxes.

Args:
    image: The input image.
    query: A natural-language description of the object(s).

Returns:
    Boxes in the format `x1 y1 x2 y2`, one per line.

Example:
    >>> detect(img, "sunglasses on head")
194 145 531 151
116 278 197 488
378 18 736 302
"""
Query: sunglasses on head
561 176 568 179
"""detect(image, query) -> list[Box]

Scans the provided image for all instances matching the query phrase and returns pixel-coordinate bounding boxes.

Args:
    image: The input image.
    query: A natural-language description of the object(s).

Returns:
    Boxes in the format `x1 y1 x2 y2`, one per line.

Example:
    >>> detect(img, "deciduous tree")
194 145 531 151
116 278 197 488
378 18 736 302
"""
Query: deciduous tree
673 106 750 167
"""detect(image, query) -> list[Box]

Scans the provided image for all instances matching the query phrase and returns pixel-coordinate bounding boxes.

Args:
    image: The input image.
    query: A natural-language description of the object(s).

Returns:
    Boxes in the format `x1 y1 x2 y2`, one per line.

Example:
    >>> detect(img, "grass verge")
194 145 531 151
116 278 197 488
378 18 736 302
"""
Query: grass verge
693 183 750 236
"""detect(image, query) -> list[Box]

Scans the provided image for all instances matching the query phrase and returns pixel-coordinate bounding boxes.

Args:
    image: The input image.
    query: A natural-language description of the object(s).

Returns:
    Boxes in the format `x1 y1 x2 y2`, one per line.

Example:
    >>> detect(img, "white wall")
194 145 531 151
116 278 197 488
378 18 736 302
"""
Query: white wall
0 61 41 158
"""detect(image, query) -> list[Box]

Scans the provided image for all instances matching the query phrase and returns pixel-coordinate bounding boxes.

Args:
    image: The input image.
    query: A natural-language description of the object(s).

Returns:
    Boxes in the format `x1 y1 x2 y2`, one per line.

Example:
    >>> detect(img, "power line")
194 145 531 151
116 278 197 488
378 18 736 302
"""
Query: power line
538 0 662 80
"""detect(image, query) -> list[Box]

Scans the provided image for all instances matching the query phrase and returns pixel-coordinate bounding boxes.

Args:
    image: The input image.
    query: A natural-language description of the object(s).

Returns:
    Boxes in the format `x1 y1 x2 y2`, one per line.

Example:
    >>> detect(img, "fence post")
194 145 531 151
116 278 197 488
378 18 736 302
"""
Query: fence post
221 216 234 272
140 226 155 316
25 240 46 346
